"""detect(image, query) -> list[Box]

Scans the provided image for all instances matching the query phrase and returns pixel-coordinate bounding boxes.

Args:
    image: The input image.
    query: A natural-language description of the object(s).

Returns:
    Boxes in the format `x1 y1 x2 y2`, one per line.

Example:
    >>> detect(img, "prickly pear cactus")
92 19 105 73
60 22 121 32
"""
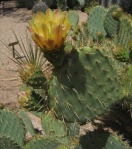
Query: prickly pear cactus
68 11 79 30
77 0 85 9
112 7 123 21
18 86 47 112
19 63 47 89
79 130 130 149
121 65 132 97
71 22 90 48
113 47 130 62
99 0 132 14
87 6 107 40
118 15 132 50
48 47 123 123
26 68 47 89
104 6 120 37
0 109 25 146
18 110 36 136
41 111 69 145
66 122 80 138
24 138 62 149
84 0 99 14
0 136 20 149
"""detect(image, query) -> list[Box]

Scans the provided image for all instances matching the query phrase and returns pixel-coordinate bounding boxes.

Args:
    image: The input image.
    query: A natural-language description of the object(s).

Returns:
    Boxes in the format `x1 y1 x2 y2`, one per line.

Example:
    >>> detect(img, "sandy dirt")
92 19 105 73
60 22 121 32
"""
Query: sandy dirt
0 1 32 108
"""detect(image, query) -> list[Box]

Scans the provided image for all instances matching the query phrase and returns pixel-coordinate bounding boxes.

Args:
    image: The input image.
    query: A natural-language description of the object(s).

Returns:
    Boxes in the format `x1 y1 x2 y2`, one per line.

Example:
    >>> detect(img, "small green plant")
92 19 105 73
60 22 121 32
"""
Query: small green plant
32 1 48 13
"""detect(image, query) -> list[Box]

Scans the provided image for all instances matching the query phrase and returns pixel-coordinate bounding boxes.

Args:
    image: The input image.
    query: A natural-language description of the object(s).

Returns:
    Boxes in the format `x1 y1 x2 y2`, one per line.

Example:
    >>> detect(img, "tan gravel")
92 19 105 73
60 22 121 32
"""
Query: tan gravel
0 8 32 106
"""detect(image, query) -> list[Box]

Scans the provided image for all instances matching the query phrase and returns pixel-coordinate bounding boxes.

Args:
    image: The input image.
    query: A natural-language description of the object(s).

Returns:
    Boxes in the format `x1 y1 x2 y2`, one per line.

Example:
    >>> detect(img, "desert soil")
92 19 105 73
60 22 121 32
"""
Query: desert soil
0 1 87 109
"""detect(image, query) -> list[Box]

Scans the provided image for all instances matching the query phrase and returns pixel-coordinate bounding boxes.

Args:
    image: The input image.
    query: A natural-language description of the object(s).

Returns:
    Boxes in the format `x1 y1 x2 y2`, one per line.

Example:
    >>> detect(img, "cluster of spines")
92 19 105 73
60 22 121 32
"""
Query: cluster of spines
18 86 47 112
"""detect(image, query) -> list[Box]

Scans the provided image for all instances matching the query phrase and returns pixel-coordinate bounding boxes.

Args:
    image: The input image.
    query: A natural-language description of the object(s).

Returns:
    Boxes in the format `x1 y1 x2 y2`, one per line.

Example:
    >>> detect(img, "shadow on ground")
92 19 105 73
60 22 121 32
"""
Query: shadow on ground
0 1 32 22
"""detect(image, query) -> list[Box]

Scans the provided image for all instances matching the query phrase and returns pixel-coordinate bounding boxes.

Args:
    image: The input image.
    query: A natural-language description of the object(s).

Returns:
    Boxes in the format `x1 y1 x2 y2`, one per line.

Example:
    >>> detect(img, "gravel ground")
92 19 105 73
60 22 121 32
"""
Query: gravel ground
0 9 32 107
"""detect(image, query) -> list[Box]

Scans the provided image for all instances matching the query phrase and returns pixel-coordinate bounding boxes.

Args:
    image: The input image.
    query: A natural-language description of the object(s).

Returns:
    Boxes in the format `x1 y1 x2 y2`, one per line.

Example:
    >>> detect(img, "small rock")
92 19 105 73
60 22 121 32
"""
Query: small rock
32 1 48 14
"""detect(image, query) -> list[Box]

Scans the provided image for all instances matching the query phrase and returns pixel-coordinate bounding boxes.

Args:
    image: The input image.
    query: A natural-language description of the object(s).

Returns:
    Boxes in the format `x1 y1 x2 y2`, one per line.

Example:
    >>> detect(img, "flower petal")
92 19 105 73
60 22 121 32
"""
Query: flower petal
32 33 45 49
28 9 71 51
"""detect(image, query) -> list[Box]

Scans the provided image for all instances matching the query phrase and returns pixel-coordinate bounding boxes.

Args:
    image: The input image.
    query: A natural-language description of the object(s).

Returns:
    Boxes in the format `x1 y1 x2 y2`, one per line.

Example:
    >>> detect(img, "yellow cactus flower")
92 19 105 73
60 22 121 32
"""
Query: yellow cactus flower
28 9 71 52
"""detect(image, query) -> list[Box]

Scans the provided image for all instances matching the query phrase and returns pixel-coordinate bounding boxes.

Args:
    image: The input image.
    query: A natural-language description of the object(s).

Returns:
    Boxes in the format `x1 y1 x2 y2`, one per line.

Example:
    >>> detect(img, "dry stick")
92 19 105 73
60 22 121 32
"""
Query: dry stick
8 41 19 58
0 77 20 81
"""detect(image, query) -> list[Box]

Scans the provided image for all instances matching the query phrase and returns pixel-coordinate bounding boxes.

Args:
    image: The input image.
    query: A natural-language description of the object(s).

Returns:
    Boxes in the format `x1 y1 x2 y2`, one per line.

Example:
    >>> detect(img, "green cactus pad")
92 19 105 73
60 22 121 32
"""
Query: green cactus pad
19 83 47 112
41 112 69 144
0 109 25 146
72 23 89 48
27 90 46 112
66 123 80 138
19 87 46 112
78 0 85 9
68 11 79 30
87 6 107 40
25 138 61 149
104 6 119 37
0 136 20 149
118 16 132 50
79 130 130 149
26 68 47 89
18 110 36 136
57 145 68 149
49 47 122 123
121 65 132 97
113 47 130 62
